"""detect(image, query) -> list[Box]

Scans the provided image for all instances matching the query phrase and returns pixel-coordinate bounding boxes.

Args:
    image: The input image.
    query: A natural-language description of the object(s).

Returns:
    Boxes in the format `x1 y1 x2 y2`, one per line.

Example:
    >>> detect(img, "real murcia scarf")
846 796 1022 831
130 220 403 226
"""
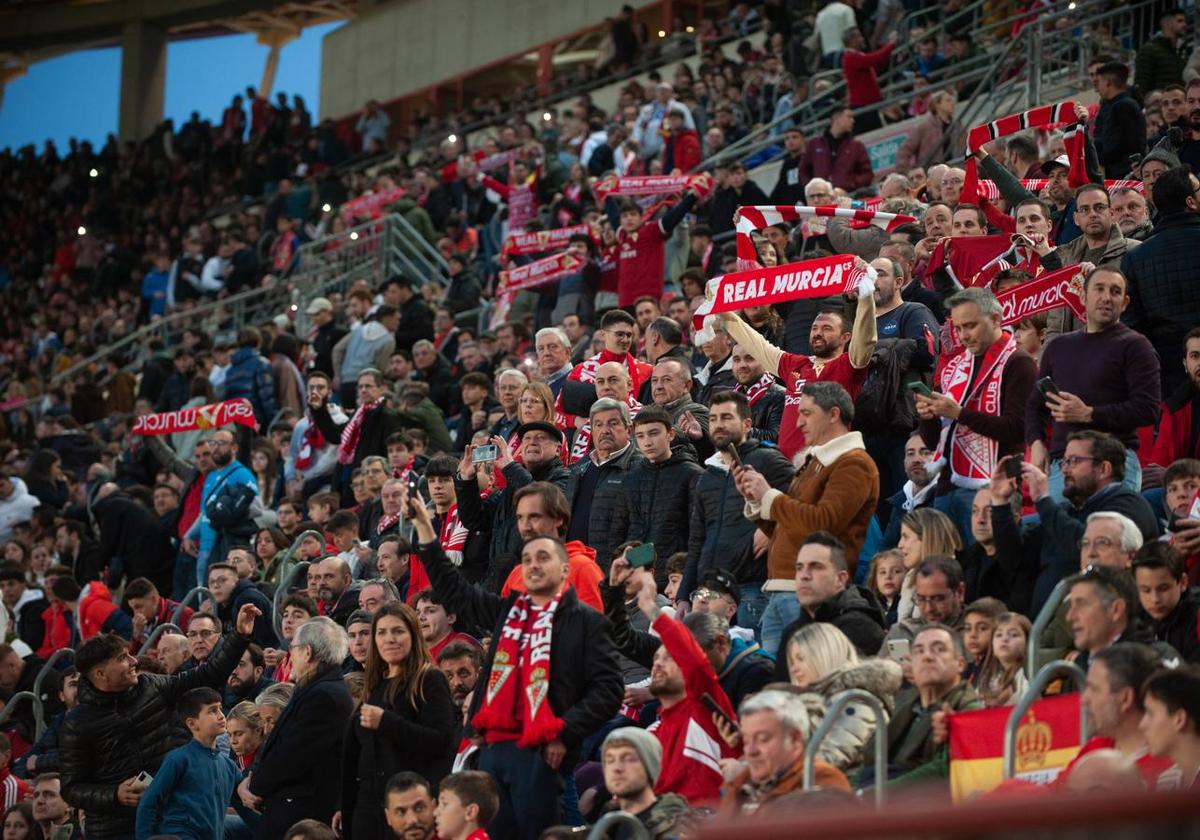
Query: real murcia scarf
735 205 916 270
472 590 566 747
936 331 1018 487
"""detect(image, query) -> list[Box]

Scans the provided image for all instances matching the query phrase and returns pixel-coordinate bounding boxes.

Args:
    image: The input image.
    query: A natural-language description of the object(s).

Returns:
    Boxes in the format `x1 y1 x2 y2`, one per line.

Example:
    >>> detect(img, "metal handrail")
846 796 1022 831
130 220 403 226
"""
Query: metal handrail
1027 578 1072 681
804 688 888 806
0 692 35 728
273 529 326 584
138 622 183 656
273 560 312 641
32 647 73 738
1002 659 1088 779
586 811 650 840
173 586 216 627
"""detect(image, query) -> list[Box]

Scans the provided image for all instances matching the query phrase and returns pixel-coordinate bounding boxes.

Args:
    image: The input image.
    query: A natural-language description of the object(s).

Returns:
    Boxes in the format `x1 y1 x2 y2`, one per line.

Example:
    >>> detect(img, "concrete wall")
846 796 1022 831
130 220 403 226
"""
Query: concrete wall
320 0 636 120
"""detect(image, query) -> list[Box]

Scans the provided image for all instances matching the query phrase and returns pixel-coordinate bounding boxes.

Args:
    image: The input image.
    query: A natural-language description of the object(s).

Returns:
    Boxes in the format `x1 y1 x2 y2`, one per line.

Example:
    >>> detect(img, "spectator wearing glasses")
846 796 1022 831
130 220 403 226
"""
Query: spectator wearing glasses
989 431 1159 617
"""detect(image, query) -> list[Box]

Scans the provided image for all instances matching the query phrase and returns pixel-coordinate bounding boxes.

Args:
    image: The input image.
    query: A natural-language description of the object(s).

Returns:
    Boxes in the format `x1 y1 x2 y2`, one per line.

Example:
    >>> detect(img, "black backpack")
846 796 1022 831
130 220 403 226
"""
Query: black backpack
853 338 923 436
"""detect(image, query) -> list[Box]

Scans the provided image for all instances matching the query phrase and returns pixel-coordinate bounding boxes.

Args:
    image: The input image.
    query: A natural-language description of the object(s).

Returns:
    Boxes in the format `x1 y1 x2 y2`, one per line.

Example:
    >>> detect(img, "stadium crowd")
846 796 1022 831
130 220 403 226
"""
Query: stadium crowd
2 1 1200 839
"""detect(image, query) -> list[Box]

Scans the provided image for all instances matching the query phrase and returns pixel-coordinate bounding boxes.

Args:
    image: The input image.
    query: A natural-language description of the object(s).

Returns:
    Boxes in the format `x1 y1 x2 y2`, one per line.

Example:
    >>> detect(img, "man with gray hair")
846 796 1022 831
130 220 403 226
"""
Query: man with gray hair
565 397 641 568
916 286 1037 541
716 689 850 815
491 368 529 442
534 328 573 397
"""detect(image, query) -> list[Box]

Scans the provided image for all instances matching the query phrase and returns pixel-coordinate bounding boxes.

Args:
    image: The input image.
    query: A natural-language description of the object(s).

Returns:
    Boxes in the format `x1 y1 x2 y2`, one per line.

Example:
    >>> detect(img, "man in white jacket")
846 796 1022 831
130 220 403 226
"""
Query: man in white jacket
0 473 39 542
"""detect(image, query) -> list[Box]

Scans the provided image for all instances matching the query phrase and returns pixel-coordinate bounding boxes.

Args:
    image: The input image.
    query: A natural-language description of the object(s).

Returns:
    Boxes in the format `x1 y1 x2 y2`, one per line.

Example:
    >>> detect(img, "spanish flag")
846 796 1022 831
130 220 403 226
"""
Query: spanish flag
948 694 1082 801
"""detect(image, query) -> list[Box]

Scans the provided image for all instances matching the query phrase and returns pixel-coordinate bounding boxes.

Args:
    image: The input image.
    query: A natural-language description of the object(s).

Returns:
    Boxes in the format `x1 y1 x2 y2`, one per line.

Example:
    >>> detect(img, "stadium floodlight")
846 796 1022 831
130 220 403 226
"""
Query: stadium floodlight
76 226 86 236
448 134 457 143
322 203 332 213
543 112 552 122
658 29 666 37
350 231 359 241
686 25 694 33
88 168 98 178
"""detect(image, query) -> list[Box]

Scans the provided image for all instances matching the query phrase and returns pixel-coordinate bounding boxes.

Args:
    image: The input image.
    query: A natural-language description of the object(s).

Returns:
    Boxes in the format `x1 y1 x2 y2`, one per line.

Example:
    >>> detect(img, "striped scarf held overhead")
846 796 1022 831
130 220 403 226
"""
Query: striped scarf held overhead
735 205 916 269
966 101 1077 153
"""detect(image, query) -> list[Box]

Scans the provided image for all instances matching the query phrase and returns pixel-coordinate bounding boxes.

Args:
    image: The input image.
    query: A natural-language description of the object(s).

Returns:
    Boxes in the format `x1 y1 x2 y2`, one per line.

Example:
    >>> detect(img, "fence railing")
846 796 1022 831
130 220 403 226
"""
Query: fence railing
1003 659 1089 780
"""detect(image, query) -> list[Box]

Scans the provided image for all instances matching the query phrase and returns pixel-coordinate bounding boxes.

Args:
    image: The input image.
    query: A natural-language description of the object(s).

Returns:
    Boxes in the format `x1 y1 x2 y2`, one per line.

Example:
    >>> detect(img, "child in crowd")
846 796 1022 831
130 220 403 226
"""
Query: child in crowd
664 552 687 602
962 598 1006 684
975 612 1031 707
867 549 905 626
135 687 242 840
1162 459 1200 577
436 770 500 840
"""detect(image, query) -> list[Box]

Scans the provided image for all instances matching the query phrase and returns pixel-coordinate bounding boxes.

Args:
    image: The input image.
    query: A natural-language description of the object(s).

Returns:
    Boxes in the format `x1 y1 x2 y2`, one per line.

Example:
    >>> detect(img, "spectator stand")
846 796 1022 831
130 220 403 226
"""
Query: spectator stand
1028 578 1073 680
0 647 73 740
703 0 1152 189
50 212 448 390
139 623 182 657
174 586 216 626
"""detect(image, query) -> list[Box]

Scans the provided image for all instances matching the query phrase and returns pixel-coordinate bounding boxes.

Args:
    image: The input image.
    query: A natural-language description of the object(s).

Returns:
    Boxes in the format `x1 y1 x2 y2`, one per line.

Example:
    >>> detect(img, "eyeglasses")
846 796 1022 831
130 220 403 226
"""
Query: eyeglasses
211 439 233 448
913 593 951 607
186 629 217 639
1060 456 1100 468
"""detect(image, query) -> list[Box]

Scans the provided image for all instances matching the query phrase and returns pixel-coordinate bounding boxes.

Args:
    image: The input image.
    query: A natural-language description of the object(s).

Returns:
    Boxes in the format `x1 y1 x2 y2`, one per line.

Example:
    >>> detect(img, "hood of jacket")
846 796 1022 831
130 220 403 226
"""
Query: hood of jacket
810 657 903 713
360 320 392 342
811 583 886 627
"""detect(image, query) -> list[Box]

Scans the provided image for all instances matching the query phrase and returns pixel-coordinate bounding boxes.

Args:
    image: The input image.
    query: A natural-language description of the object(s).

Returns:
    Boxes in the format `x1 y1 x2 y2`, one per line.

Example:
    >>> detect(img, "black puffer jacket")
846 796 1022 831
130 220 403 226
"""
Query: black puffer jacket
749 384 787 447
565 444 642 571
685 440 794 597
622 449 704 568
457 457 571 592
773 584 887 674
59 631 249 839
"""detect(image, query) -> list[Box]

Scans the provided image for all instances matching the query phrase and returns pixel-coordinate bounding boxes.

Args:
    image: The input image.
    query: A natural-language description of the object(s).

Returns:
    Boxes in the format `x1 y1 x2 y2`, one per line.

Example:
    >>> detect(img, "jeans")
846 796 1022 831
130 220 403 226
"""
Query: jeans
737 582 768 642
479 741 563 840
1046 448 1143 503
933 486 980 548
759 591 801 658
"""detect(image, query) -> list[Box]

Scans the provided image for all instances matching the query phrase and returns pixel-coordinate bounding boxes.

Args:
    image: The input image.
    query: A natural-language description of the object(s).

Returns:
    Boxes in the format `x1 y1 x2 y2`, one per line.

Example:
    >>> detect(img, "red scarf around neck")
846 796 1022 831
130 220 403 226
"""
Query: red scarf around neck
936 331 1018 486
337 397 383 465
472 590 566 748
736 373 777 407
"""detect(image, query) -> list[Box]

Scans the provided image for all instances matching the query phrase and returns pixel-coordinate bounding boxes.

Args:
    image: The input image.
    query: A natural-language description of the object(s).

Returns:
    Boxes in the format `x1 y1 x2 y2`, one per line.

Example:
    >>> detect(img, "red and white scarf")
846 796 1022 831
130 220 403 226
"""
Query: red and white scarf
935 331 1018 487
967 101 1076 152
736 373 778 407
735 205 916 270
996 263 1087 326
555 350 649 427
132 399 257 436
692 254 870 329
592 172 713 204
472 590 566 747
499 251 584 293
337 397 384 465
295 416 325 472
503 224 591 257
376 509 402 535
440 503 469 564
568 395 641 464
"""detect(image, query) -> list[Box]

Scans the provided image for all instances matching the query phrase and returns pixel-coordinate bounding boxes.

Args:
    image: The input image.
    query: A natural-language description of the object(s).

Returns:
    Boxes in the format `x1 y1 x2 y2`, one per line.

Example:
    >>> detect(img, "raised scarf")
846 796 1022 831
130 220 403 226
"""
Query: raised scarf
735 204 915 270
936 331 1018 487
966 101 1087 187
295 411 326 471
472 590 566 747
337 397 383 465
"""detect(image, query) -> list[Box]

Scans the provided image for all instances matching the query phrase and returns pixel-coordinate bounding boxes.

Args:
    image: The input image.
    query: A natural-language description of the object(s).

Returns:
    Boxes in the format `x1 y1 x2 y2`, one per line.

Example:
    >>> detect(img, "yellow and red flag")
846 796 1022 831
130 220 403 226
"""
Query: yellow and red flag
948 693 1082 801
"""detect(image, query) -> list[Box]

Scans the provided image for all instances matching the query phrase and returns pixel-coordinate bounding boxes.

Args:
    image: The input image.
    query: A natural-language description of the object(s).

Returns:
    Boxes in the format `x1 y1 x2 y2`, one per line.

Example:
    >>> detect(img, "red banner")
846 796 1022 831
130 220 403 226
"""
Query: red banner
693 254 864 329
503 224 590 257
133 399 258 436
500 252 583 293
340 186 405 222
592 172 713 203
996 264 1086 326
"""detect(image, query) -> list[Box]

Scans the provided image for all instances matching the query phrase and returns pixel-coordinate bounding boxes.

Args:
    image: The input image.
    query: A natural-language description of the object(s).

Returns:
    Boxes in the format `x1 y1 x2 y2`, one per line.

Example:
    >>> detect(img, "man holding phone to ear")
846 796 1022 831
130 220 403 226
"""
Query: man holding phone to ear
915 287 1037 542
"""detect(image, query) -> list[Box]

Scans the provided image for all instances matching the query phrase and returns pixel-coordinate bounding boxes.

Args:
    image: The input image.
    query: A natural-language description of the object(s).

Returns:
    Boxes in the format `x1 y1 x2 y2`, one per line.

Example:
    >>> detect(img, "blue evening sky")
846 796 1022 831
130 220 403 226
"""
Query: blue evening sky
0 21 341 152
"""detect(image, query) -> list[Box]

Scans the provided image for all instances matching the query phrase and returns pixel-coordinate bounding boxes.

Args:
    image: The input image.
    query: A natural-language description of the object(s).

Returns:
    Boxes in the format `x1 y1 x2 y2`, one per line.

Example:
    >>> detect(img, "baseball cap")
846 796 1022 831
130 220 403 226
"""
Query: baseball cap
1040 155 1070 175
305 297 333 315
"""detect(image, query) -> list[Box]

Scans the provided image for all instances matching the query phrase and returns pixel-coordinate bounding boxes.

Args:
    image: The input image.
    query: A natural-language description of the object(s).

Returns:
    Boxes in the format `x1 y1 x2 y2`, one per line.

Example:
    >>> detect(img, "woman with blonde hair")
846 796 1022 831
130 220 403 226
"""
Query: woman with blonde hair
226 700 265 771
338 602 456 840
896 507 963 622
786 622 902 772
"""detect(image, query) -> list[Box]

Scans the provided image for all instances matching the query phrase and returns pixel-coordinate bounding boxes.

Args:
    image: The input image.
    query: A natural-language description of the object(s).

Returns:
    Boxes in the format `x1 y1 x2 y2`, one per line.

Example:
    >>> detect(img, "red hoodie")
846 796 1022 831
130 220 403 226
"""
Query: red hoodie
647 613 739 804
501 540 604 612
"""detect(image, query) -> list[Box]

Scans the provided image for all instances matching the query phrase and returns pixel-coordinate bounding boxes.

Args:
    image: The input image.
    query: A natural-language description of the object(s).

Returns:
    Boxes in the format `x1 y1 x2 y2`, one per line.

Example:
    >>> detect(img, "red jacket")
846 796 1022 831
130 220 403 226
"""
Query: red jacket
647 614 739 804
38 603 73 659
501 540 604 612
80 582 121 639
799 132 874 192
1150 386 1200 466
664 128 702 173
842 43 895 107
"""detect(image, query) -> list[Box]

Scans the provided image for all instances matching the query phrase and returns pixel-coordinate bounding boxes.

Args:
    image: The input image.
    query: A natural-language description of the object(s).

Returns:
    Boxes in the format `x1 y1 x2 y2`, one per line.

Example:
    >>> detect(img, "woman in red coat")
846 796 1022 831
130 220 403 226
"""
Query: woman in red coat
662 107 701 173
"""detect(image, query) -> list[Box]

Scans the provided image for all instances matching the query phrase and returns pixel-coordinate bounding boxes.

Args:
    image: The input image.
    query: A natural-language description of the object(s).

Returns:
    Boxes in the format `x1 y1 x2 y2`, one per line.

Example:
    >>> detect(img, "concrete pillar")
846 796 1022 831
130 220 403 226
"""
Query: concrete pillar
256 29 298 97
118 19 166 143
